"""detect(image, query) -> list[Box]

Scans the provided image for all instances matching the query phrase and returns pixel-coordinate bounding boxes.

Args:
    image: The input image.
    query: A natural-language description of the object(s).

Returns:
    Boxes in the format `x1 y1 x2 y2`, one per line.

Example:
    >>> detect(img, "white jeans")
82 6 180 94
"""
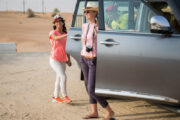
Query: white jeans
49 58 67 98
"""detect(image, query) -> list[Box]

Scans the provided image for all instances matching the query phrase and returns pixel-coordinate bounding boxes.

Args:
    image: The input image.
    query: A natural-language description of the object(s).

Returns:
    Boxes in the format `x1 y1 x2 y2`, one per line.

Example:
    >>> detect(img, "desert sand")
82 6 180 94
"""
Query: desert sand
0 11 72 52
0 12 180 120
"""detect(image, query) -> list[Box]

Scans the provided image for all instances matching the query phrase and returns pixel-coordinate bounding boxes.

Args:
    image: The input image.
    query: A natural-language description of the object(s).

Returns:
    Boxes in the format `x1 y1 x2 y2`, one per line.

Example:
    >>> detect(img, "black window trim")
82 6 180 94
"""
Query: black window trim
71 0 80 27
99 0 105 30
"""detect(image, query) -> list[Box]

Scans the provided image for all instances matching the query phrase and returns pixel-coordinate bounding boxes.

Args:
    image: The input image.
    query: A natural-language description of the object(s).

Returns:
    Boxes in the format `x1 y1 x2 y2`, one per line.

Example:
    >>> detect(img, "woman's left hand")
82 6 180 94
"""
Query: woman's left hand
66 60 72 67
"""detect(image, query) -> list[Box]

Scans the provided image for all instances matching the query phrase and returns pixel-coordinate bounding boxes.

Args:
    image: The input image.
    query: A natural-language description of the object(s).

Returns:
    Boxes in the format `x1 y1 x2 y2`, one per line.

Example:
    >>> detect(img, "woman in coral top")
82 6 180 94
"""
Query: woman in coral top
49 15 72 103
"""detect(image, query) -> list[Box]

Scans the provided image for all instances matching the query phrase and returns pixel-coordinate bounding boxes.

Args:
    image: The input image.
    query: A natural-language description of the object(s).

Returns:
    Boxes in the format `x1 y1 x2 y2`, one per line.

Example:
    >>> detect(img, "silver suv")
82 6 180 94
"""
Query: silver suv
66 0 180 105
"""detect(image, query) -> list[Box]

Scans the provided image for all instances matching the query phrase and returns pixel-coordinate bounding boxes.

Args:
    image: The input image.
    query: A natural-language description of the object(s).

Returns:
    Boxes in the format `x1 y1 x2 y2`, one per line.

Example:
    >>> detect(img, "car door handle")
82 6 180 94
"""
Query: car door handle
100 41 120 45
70 34 81 41
70 36 81 40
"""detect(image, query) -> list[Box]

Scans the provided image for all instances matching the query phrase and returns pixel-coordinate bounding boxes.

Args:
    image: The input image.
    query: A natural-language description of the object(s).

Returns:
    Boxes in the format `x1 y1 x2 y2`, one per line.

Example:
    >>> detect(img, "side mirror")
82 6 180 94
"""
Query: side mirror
150 16 172 34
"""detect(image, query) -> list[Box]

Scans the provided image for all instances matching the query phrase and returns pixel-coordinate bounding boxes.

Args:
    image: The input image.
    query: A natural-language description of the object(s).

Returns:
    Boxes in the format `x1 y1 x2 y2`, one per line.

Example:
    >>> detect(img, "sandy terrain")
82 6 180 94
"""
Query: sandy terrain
0 11 72 52
0 53 180 120
0 12 180 120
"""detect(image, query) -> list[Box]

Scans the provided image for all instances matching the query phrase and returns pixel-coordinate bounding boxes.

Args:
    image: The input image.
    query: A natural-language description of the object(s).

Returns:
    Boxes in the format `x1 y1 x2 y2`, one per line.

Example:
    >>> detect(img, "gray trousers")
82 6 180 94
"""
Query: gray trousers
80 56 108 108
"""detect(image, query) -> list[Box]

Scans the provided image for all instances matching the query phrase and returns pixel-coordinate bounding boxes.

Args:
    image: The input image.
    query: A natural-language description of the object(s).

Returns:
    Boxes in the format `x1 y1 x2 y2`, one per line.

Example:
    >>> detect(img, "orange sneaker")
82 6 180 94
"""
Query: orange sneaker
63 96 72 103
52 97 63 103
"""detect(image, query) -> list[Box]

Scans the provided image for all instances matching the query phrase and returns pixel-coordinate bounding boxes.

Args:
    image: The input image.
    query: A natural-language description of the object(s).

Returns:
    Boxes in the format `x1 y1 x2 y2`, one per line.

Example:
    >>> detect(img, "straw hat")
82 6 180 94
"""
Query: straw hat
83 2 98 12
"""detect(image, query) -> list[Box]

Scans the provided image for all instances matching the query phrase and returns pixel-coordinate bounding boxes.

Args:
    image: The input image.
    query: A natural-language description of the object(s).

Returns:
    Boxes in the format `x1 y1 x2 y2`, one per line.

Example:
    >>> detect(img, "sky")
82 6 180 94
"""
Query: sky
0 0 77 13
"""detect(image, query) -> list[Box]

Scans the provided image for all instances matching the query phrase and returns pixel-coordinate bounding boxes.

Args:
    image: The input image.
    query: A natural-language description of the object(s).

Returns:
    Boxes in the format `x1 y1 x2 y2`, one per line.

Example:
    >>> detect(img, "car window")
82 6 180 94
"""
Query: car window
138 3 157 33
104 0 180 34
104 0 141 31
74 1 98 28
74 1 85 28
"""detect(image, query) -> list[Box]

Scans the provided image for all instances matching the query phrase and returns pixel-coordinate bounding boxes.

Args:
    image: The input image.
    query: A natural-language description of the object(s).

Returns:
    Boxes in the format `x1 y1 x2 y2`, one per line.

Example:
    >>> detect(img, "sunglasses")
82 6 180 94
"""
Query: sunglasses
55 19 64 23
84 11 90 14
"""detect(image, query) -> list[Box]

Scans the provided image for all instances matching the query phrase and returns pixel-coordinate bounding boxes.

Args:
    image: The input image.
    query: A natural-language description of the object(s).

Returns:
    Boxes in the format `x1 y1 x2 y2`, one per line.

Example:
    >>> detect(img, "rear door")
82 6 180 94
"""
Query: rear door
95 0 180 104
66 0 84 62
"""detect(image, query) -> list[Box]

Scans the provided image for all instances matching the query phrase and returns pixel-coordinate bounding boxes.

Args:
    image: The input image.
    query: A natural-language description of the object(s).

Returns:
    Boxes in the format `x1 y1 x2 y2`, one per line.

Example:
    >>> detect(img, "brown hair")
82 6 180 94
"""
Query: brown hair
53 19 67 34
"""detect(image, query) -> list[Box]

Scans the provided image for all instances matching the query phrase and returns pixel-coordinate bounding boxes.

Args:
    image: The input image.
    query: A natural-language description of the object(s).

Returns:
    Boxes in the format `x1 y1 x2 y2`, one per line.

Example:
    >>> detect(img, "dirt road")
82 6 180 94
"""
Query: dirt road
0 53 180 120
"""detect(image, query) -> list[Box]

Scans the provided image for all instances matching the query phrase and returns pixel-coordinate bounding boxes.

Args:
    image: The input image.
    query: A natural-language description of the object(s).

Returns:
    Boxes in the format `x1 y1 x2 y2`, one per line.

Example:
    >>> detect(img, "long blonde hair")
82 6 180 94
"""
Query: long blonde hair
93 12 98 36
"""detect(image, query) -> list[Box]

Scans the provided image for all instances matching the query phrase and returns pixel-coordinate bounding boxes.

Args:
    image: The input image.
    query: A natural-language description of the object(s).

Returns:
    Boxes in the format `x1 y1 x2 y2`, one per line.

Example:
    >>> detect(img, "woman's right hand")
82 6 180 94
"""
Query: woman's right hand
52 33 68 40
64 34 68 37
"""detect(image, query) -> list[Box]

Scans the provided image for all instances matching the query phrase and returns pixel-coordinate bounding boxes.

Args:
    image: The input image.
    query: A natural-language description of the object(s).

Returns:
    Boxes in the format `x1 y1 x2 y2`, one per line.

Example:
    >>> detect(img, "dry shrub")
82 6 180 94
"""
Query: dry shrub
27 8 35 18
51 8 60 17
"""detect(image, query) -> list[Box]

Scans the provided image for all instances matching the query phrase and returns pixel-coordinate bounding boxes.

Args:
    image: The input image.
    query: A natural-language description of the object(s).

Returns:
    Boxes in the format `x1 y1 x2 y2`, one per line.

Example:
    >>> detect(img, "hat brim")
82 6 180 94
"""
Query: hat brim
83 7 98 12
52 18 64 24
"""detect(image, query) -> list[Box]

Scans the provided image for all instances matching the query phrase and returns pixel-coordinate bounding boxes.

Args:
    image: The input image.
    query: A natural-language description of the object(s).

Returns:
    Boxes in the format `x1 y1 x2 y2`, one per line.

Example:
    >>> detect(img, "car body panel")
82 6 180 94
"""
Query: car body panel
66 0 180 105
96 31 180 104
66 28 82 64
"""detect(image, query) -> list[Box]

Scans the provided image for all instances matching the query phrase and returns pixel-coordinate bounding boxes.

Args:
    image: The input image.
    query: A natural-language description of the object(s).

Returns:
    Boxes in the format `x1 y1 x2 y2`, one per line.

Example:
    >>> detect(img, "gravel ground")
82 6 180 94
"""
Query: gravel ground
0 52 180 120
